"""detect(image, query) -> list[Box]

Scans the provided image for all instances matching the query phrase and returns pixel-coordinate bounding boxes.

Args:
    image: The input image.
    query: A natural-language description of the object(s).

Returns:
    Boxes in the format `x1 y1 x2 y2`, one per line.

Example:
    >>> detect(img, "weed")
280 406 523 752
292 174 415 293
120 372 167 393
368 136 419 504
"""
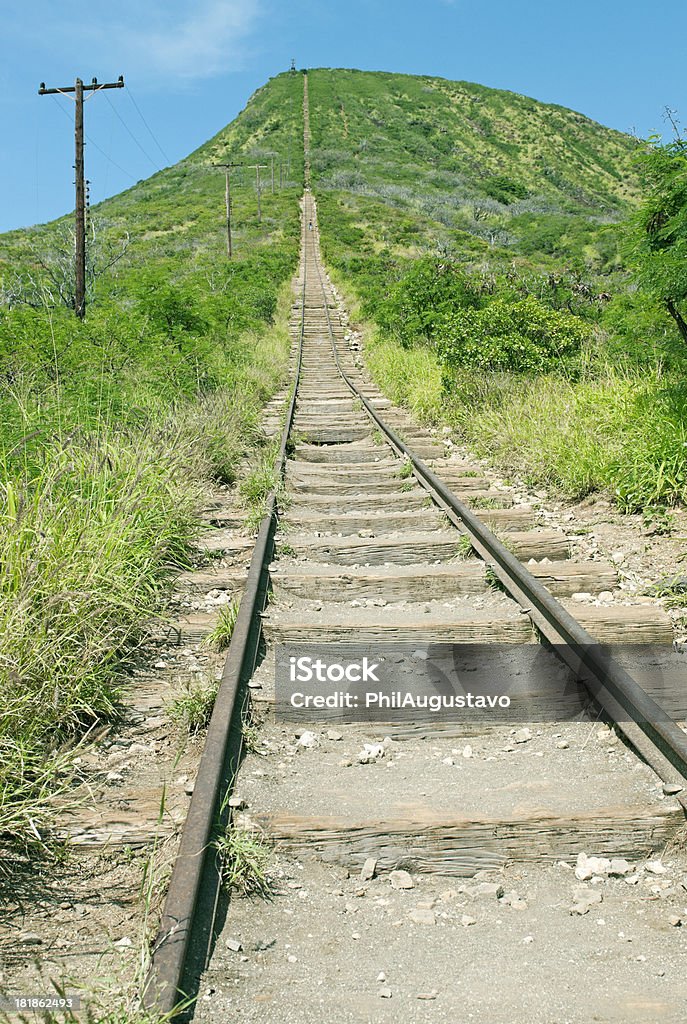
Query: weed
455 534 474 559
470 496 500 508
642 506 675 536
168 678 219 734
204 599 240 651
648 575 687 608
484 564 507 592
398 457 414 479
214 825 272 897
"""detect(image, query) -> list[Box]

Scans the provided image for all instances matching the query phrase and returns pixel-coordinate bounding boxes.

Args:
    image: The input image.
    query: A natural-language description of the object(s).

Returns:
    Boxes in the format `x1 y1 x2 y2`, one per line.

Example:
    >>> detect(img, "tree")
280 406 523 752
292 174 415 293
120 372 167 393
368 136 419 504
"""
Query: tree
631 124 687 345
1 217 130 312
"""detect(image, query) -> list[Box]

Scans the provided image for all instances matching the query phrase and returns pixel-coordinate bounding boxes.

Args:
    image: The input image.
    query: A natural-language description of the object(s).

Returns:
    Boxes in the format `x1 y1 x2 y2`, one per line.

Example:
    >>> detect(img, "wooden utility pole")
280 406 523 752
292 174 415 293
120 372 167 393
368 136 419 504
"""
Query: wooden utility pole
38 75 124 319
247 164 267 222
279 161 283 189
214 162 241 257
270 156 275 194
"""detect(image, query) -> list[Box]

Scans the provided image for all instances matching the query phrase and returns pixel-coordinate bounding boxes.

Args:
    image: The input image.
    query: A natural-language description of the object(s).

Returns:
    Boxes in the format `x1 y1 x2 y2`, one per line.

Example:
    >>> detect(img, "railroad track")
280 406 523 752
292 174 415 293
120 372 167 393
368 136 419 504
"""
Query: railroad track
142 175 687 1019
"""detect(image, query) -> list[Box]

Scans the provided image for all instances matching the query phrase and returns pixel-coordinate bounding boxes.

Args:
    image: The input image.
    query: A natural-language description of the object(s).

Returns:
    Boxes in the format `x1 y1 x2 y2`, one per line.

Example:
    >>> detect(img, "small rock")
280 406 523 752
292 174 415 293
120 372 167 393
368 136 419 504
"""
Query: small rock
390 870 414 890
417 990 438 1001
297 730 318 749
513 728 532 744
476 882 505 898
646 860 667 875
226 938 242 951
462 744 473 758
598 591 614 602
570 889 603 915
358 743 385 764
19 932 42 946
442 757 455 766
327 730 343 742
461 914 477 927
575 852 611 880
376 972 386 982
409 908 436 925
571 592 593 603
106 771 124 784
361 858 377 882
185 781 195 796
128 742 153 755
609 858 632 877
663 783 683 796
555 740 569 750
523 935 534 944
669 915 683 927
114 936 133 948
228 796 247 810
378 987 393 999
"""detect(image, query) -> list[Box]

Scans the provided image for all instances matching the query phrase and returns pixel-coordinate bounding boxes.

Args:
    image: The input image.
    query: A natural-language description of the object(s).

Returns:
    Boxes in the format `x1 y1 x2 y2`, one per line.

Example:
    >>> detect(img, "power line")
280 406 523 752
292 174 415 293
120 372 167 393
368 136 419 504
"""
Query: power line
127 87 171 165
50 95 136 181
104 93 160 171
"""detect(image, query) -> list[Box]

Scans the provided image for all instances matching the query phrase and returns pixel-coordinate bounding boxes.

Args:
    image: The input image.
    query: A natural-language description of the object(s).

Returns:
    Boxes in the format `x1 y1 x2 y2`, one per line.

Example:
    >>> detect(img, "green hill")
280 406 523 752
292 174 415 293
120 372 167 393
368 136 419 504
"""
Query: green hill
308 67 638 213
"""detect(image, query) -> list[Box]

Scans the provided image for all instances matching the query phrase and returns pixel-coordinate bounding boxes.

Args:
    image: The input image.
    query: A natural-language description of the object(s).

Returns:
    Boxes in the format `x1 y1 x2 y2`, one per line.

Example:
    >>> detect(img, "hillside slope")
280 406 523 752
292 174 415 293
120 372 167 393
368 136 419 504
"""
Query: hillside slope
309 67 638 215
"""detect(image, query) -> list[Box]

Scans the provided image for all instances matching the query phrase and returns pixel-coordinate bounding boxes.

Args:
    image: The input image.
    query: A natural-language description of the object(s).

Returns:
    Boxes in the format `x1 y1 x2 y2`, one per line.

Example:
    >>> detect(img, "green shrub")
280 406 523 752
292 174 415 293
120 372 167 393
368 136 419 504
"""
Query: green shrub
377 254 480 345
438 297 588 376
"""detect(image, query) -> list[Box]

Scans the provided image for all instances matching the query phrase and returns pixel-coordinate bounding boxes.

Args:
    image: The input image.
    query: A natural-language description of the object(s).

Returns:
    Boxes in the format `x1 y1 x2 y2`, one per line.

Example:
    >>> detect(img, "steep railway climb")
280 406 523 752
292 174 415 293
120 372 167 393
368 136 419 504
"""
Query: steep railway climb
187 192 687 1024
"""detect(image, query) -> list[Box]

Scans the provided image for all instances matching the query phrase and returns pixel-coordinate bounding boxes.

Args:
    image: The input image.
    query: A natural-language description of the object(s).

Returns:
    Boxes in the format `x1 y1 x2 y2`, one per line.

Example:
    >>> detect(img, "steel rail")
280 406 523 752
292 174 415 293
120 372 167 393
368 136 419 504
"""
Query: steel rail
304 198 687 791
143 213 308 1017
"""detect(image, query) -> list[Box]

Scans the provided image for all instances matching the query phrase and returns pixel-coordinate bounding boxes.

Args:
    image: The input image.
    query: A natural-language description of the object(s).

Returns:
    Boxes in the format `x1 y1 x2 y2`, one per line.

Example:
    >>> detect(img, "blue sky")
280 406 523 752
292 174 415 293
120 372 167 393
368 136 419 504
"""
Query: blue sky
2 0 685 232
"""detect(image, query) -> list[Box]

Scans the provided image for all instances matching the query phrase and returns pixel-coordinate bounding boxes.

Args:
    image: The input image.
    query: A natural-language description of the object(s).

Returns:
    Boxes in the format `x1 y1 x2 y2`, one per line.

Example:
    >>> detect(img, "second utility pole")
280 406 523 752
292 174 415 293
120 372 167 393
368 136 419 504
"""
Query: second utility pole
39 75 124 318
247 164 267 222
214 163 240 257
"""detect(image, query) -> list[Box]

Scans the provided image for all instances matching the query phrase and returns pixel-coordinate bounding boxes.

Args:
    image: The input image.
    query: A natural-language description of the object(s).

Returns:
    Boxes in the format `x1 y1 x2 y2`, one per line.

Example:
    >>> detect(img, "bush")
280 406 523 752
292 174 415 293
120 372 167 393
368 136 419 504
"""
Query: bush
438 297 588 376
377 254 480 345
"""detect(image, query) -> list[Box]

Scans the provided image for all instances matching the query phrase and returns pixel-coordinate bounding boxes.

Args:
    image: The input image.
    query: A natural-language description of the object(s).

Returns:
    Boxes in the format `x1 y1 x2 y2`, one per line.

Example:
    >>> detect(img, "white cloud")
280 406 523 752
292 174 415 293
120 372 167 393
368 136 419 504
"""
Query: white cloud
122 0 262 79
29 1 264 82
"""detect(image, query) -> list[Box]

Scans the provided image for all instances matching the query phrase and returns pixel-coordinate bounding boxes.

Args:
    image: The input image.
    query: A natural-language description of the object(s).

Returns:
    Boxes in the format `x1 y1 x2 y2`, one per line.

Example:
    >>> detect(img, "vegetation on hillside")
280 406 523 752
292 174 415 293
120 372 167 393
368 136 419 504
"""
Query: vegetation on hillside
307 69 687 512
0 71 304 871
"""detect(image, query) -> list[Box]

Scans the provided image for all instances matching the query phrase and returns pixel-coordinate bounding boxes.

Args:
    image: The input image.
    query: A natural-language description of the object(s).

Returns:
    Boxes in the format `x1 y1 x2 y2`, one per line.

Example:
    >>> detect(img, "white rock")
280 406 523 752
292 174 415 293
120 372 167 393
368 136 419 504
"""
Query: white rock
358 743 385 764
570 889 603 915
609 858 632 877
390 870 414 890
297 731 318 749
461 914 477 927
361 858 377 882
575 852 611 880
462 745 473 759
409 908 436 925
645 860 667 875
513 728 532 744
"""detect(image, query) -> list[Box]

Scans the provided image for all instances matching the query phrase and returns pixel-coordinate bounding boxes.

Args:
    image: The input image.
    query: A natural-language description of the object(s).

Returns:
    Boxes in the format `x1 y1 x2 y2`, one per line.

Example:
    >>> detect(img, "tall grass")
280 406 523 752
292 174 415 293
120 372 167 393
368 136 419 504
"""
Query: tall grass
0 317 290 872
358 324 687 512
